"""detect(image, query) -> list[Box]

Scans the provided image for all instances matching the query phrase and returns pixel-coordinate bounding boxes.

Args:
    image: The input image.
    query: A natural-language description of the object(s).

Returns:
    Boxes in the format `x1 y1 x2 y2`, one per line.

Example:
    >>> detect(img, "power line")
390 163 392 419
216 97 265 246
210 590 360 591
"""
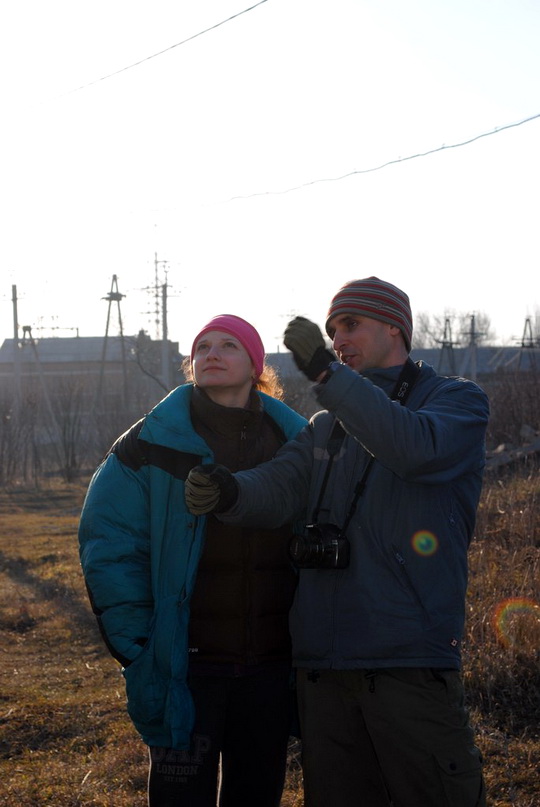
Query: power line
62 1 268 97
225 112 540 201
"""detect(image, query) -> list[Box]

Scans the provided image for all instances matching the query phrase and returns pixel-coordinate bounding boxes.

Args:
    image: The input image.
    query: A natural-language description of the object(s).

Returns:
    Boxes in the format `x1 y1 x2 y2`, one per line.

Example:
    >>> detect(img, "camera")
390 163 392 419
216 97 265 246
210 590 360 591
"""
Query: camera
289 523 350 569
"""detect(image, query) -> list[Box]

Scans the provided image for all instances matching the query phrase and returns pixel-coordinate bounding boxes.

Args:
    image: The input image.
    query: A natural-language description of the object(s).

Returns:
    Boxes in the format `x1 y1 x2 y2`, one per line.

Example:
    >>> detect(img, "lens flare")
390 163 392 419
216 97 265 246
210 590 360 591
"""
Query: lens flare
411 530 438 556
493 597 540 652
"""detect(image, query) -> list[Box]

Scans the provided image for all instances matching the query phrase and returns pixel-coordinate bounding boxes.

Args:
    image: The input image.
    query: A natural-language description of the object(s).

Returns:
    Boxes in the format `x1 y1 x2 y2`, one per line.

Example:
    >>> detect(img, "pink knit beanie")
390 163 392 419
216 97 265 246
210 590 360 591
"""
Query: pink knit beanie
190 315 265 377
325 277 413 352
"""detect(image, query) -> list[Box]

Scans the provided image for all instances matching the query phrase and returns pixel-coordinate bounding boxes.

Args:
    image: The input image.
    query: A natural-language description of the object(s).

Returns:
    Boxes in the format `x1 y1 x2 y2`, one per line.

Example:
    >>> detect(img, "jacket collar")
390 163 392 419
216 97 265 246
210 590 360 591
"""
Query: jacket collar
363 363 407 396
190 385 264 439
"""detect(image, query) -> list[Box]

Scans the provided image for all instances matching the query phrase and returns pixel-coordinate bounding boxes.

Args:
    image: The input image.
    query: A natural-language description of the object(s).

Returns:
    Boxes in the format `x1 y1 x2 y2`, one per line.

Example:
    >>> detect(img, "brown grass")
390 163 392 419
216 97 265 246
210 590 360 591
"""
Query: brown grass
0 467 539 806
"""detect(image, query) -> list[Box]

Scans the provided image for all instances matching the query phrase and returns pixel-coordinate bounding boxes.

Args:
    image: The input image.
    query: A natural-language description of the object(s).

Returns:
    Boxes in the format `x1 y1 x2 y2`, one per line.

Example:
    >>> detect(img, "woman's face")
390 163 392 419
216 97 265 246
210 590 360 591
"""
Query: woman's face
192 330 255 402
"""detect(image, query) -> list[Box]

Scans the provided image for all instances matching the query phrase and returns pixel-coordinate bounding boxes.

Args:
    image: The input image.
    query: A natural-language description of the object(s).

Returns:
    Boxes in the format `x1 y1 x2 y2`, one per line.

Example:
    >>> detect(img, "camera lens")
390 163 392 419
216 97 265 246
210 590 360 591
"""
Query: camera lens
289 534 318 565
289 525 350 569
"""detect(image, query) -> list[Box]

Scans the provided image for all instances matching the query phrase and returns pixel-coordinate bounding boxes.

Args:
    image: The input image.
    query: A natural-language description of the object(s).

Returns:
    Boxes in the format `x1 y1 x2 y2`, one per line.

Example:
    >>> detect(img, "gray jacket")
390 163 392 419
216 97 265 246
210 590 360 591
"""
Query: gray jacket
220 360 489 670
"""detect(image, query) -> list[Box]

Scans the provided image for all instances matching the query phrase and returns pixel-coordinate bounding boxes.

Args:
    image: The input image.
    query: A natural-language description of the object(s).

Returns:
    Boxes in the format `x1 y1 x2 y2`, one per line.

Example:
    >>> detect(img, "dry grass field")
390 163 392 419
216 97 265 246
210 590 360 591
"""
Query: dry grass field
0 466 538 806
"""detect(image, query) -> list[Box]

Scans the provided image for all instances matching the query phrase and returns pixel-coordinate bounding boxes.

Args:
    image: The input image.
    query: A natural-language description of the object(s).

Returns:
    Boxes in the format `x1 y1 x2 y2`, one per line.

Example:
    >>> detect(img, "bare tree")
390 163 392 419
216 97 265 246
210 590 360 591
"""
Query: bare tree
413 310 496 349
53 378 88 482
0 391 41 485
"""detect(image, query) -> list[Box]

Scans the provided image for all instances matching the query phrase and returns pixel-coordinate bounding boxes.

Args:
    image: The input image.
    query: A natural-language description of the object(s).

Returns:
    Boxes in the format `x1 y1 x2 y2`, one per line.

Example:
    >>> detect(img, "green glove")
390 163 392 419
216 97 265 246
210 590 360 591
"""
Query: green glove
284 317 335 381
185 464 239 515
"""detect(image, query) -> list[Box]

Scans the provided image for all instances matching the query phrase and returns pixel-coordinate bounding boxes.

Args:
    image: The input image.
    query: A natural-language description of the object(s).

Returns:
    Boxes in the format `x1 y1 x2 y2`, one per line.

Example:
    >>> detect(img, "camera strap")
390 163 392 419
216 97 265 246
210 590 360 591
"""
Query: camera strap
312 358 420 531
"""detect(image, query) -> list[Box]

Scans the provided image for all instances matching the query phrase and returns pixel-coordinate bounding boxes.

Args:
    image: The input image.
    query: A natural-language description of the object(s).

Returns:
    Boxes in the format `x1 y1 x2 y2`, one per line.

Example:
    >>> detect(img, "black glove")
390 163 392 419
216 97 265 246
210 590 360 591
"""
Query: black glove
185 464 239 515
284 316 335 381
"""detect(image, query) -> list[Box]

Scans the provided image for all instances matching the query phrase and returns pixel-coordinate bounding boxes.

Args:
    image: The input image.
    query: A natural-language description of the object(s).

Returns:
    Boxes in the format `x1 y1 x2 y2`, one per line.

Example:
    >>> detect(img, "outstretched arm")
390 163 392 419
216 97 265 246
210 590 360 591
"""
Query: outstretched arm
185 424 314 527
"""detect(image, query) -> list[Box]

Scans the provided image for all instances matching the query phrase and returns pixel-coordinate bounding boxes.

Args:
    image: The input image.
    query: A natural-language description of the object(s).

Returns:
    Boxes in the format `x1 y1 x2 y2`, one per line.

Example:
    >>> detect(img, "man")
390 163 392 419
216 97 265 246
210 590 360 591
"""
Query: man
184 277 489 807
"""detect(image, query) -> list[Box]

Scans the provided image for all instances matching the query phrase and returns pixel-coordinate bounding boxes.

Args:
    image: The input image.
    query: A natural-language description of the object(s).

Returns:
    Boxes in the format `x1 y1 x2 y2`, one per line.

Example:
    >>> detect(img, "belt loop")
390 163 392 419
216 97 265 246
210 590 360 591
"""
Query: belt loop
365 670 377 693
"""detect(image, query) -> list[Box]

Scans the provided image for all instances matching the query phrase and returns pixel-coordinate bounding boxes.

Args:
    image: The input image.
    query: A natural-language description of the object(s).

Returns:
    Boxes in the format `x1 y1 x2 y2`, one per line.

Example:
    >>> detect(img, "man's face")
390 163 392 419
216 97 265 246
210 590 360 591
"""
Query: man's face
327 314 402 373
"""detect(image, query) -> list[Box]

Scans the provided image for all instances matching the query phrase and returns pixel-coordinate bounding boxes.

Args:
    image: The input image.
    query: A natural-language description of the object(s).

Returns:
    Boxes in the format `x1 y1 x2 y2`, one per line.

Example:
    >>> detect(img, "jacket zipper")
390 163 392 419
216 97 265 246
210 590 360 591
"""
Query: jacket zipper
329 571 344 663
391 543 430 625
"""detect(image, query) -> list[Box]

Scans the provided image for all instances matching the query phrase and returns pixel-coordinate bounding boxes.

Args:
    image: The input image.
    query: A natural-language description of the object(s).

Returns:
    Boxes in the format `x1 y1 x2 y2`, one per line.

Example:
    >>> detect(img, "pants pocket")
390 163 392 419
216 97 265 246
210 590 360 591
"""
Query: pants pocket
433 746 486 807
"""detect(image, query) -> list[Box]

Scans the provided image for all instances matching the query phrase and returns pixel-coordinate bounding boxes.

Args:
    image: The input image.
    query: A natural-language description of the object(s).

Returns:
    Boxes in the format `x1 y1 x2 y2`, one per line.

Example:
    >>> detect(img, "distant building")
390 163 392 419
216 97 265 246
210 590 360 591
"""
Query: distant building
410 345 539 377
268 345 539 380
0 335 537 399
0 332 184 410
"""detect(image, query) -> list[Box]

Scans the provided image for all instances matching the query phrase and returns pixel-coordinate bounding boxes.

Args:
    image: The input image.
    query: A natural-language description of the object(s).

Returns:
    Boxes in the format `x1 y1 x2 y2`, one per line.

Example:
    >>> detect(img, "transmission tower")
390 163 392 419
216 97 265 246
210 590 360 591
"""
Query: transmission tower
435 318 457 375
516 317 537 371
97 275 128 407
459 314 484 380
147 252 169 340
143 253 174 389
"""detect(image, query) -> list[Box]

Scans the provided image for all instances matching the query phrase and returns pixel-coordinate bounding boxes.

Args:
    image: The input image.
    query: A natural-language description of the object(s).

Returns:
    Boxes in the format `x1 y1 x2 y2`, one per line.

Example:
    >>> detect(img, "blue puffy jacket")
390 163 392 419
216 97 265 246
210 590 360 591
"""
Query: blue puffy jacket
78 384 306 749
219 361 489 670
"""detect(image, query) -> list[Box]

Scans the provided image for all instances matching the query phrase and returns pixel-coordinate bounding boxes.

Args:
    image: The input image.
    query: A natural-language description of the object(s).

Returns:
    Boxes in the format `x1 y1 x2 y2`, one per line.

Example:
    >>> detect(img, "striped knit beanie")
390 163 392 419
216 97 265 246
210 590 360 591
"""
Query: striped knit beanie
190 314 265 378
325 277 413 352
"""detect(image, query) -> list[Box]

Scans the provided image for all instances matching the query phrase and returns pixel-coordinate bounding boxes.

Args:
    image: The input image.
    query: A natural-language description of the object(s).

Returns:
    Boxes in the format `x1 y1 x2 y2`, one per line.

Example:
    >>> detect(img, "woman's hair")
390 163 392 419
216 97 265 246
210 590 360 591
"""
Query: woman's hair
181 356 284 401
256 363 285 400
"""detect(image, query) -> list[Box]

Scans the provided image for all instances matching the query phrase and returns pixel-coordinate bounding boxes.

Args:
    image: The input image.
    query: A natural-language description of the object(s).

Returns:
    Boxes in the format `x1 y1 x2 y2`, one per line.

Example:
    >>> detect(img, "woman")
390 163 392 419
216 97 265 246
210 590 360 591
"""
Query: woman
78 314 307 807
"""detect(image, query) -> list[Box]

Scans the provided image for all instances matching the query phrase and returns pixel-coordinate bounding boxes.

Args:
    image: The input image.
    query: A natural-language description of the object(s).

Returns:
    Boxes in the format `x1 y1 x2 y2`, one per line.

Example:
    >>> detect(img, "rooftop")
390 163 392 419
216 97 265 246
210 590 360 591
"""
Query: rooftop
0 336 538 377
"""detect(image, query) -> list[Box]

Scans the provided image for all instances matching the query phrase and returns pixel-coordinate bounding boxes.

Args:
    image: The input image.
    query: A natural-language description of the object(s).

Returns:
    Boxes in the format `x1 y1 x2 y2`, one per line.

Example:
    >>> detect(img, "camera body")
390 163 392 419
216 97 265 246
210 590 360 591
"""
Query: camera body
289 523 350 569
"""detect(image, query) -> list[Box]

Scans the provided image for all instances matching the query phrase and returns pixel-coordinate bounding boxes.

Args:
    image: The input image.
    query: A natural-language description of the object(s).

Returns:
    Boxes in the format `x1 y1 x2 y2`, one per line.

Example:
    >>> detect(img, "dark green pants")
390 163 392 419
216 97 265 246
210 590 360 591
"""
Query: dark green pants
297 667 486 807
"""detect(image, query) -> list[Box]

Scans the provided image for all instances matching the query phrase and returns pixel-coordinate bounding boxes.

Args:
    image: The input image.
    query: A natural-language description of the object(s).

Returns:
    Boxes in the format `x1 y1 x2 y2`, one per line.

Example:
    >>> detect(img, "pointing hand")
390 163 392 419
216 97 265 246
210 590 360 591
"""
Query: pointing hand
284 317 335 381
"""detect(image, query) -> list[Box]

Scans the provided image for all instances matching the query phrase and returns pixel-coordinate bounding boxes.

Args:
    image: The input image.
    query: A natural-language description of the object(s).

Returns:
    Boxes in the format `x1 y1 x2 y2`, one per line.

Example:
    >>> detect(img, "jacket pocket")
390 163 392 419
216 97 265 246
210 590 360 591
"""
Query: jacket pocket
123 632 168 727
123 596 192 734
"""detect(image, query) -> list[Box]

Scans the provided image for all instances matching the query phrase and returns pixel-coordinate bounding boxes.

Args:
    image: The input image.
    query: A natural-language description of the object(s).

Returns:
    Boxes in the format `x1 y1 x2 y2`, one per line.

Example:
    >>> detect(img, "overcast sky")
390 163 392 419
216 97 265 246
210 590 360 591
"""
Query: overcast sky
1 0 539 354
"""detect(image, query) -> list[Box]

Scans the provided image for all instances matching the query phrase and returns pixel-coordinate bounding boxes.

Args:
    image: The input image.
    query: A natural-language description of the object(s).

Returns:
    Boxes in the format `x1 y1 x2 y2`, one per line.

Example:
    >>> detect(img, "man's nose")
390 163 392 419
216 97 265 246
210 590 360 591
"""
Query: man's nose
332 331 345 352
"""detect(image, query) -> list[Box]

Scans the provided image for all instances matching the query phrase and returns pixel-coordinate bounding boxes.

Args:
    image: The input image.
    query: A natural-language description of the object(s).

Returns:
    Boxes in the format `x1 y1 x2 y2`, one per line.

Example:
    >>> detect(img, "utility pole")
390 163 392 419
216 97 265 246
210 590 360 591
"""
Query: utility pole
11 285 21 410
20 325 63 467
140 254 176 391
151 252 172 390
161 279 171 390
152 252 169 339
